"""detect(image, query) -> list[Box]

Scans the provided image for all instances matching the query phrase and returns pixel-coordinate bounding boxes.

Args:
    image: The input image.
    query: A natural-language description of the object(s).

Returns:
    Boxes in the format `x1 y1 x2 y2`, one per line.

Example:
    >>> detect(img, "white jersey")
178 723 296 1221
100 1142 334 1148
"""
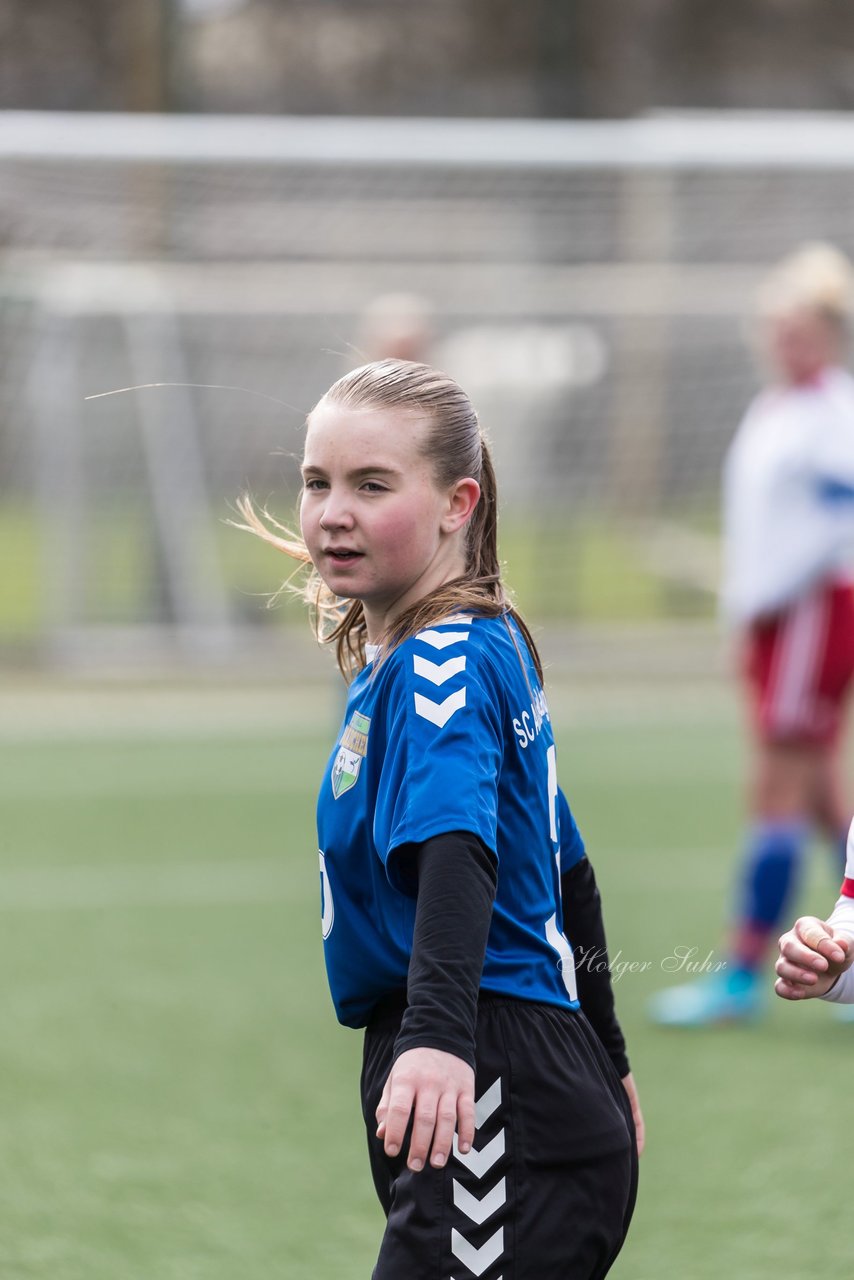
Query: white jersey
721 367 854 624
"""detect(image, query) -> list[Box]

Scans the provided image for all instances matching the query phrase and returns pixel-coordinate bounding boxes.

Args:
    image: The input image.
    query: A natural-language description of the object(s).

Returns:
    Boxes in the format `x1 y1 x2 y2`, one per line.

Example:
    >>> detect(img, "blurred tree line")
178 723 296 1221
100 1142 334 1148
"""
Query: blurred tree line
0 0 852 116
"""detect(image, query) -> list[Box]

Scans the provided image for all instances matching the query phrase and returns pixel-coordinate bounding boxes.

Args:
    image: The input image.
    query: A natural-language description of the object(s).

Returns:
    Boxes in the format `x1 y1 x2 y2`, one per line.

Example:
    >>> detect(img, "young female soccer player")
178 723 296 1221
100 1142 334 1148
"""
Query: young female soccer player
650 243 854 1027
240 359 641 1278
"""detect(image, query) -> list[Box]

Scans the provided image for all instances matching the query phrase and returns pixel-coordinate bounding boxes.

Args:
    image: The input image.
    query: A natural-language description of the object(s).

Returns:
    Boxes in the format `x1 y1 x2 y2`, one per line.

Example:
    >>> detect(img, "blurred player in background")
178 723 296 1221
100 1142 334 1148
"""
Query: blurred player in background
239 359 641 1276
650 242 854 1027
355 291 435 364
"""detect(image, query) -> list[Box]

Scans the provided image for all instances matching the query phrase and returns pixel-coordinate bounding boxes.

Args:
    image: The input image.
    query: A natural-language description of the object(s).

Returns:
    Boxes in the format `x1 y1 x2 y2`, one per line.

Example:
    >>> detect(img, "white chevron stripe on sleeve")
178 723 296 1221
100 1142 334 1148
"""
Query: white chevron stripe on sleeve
452 1176 507 1226
413 654 467 685
414 687 466 728
415 627 470 650
450 1227 504 1277
474 1077 501 1129
452 1128 505 1178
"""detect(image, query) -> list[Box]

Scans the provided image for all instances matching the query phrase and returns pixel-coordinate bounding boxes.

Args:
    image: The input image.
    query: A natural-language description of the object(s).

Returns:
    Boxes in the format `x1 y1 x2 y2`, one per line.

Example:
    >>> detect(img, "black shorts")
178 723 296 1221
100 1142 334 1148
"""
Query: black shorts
361 995 638 1280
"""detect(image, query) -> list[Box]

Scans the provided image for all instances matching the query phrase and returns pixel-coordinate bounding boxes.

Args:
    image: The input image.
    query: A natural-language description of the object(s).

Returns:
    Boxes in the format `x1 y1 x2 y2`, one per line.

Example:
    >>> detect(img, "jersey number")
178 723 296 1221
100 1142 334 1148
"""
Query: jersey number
544 745 578 1001
546 743 558 846
319 850 334 939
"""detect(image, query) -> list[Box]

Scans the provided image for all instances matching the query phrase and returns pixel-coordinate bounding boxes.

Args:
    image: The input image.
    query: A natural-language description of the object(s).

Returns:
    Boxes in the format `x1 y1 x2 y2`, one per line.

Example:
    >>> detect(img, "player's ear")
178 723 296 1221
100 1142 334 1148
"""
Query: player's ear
441 477 480 534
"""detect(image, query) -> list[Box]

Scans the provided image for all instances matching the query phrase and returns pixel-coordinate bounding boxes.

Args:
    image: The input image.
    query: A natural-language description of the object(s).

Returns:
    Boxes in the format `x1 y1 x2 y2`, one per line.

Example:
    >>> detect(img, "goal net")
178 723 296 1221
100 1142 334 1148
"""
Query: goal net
3 109 854 667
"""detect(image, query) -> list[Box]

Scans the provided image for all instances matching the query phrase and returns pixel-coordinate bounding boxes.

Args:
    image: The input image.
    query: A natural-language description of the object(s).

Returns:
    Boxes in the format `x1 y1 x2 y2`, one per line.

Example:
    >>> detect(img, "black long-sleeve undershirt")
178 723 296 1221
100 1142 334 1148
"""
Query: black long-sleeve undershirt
392 831 497 1070
561 856 631 1079
389 833 630 1081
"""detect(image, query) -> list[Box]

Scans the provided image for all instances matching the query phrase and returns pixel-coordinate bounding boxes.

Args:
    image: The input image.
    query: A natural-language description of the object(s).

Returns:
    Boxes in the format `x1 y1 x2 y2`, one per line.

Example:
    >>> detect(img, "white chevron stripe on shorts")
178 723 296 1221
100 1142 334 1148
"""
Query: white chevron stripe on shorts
450 1227 504 1277
453 1176 506 1226
472 1077 501 1128
452 1128 505 1178
450 1076 507 1277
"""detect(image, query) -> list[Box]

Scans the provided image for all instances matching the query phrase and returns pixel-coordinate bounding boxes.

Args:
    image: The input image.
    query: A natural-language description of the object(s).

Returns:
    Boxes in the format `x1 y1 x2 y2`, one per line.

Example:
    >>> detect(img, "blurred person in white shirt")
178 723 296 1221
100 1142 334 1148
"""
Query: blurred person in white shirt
651 243 854 1026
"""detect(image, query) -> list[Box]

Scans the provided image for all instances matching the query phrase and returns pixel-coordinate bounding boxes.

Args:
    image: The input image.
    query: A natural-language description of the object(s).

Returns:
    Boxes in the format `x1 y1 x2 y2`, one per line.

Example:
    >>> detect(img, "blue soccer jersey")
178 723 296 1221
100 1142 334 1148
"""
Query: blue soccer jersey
316 613 586 1028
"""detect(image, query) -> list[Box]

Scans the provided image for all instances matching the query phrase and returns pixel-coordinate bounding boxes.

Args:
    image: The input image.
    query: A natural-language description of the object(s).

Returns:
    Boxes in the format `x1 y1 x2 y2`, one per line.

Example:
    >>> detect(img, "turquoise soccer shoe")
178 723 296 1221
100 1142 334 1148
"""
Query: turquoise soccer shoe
647 968 764 1027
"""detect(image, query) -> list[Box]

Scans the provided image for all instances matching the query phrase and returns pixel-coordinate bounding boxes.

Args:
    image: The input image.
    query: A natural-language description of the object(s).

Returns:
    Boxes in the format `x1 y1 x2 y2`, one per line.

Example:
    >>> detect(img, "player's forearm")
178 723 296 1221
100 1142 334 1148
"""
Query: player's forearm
561 856 631 1078
393 831 497 1069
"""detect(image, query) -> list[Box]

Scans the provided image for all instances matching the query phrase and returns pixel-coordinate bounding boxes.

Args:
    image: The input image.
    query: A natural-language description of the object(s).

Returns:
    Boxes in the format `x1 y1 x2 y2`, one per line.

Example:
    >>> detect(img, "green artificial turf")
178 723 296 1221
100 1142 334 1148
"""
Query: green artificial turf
0 680 849 1279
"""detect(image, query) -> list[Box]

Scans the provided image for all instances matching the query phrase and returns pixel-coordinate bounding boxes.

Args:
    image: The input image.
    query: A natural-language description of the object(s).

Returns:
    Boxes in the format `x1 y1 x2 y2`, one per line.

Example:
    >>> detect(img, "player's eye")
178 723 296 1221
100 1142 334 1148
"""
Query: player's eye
360 481 388 493
302 478 328 491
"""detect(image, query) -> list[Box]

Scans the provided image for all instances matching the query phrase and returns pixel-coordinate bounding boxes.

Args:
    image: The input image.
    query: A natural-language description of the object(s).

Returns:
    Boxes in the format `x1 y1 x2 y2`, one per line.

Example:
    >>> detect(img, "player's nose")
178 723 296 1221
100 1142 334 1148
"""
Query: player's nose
319 490 355 531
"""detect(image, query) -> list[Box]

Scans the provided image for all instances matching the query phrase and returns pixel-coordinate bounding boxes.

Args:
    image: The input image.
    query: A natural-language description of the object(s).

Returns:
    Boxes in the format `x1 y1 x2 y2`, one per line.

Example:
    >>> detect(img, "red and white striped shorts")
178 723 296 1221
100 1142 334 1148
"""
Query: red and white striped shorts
744 579 854 746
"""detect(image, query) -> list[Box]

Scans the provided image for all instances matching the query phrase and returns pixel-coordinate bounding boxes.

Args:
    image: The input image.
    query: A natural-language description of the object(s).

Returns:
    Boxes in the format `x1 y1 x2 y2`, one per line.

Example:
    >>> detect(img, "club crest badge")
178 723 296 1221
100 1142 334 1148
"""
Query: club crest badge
331 710 371 799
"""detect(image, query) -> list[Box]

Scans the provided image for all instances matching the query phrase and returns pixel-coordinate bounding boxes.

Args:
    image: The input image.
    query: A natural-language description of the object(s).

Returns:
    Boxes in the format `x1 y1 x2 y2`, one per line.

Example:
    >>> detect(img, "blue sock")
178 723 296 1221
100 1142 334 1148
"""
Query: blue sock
737 820 807 932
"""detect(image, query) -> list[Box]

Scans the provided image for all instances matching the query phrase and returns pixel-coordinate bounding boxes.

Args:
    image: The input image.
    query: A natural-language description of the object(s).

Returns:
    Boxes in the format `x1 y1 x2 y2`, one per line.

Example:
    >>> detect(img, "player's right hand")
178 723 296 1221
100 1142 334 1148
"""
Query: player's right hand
375 1047 475 1174
775 916 854 1000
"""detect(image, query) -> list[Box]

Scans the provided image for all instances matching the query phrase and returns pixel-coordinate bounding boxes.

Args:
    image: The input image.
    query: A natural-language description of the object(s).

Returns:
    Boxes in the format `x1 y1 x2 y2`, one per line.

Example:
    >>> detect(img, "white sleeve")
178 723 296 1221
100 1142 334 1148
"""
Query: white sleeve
842 815 854 883
819 892 854 1004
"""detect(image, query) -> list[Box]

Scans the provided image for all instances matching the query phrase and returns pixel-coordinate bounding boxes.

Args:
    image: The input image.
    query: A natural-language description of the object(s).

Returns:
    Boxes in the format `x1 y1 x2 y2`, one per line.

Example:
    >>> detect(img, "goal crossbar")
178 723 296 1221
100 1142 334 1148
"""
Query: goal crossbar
3 109 854 170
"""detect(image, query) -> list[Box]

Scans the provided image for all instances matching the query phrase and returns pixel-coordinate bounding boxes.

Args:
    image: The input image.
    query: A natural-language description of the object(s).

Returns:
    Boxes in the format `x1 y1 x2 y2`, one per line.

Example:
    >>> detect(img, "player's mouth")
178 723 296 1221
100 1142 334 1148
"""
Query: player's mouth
323 547 364 564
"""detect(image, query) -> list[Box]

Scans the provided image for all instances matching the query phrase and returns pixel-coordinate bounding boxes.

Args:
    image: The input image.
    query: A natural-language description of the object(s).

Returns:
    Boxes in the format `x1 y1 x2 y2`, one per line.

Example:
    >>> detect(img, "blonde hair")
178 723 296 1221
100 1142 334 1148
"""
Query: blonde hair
758 241 853 327
236 359 543 683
